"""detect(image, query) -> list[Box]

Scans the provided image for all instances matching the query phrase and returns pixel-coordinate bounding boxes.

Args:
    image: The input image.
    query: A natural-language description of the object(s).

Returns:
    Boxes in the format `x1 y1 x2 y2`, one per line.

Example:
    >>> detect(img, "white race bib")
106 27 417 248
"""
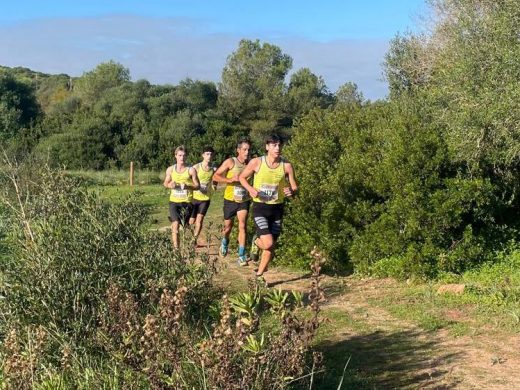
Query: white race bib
233 185 247 202
258 184 278 202
172 186 188 199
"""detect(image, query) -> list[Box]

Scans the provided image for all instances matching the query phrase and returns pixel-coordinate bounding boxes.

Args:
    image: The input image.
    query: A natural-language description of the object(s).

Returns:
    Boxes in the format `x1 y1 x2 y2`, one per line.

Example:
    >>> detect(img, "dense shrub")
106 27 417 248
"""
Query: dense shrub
280 93 520 277
0 165 213 341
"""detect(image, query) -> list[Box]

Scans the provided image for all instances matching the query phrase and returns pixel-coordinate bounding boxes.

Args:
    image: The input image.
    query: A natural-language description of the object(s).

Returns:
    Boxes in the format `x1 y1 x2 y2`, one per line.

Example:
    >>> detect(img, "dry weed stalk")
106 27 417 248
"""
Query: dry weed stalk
1 325 47 389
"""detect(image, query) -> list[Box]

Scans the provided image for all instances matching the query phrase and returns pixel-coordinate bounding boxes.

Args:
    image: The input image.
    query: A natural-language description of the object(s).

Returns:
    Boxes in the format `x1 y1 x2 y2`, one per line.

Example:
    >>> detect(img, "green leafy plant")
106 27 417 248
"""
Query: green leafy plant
242 333 265 355
264 288 289 316
229 291 260 326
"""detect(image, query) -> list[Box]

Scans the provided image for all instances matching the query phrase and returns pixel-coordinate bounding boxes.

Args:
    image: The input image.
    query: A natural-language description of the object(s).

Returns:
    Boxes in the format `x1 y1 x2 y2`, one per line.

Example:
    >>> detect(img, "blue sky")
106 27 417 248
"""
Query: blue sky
0 0 427 99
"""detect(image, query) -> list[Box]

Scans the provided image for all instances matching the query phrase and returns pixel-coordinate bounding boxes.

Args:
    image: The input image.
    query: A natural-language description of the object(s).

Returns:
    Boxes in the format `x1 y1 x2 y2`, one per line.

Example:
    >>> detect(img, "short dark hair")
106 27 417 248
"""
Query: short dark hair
202 145 215 154
237 137 251 149
265 134 283 145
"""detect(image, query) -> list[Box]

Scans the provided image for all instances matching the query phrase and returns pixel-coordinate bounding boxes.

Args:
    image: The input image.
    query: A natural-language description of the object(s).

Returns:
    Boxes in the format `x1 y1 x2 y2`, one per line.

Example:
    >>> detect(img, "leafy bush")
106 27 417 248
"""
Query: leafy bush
0 164 214 342
280 94 520 277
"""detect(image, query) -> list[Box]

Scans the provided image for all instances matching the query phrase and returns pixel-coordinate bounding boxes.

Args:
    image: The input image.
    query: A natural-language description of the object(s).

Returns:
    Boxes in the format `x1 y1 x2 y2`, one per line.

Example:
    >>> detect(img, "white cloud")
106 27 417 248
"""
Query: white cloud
0 15 389 99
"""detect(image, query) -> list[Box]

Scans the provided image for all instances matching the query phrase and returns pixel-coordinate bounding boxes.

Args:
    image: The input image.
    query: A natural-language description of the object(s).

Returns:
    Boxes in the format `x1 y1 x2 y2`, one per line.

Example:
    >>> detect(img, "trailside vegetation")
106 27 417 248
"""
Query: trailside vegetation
0 162 323 388
279 0 520 278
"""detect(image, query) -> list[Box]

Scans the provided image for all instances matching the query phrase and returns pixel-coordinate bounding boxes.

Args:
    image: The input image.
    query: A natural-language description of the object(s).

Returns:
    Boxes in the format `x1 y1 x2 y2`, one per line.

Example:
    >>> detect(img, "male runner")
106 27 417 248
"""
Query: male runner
239 134 298 284
213 138 251 265
163 146 199 249
189 146 216 246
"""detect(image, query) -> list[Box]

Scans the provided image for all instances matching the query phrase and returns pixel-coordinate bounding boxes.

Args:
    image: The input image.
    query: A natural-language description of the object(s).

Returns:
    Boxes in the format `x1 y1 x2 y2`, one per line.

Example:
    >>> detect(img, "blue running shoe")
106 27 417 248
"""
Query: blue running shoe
237 255 248 266
219 240 228 257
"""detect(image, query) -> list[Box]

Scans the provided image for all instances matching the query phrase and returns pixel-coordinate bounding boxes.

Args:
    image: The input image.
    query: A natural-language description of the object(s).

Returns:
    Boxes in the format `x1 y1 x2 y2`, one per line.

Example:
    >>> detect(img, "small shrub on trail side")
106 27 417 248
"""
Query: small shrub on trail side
94 258 324 389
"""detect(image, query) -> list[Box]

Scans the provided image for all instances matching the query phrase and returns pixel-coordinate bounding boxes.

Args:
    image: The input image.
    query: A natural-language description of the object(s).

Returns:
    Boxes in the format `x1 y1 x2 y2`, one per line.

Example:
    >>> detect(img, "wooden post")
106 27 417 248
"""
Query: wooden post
130 161 134 186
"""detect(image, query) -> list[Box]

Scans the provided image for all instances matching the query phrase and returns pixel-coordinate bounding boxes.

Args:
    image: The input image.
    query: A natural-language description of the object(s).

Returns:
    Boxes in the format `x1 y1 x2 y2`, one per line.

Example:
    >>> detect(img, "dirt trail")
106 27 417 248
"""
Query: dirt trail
204 240 520 389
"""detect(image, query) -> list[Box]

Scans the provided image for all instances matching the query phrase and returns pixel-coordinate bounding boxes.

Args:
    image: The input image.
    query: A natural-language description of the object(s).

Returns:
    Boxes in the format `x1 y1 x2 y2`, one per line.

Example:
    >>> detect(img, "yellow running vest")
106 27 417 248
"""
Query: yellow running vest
253 157 286 204
169 165 193 203
193 163 214 201
224 157 250 203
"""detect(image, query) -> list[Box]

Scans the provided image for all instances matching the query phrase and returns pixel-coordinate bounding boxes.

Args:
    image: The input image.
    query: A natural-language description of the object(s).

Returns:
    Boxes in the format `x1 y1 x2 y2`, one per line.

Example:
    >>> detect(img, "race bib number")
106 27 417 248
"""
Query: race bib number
172 185 188 199
258 184 278 202
233 185 247 202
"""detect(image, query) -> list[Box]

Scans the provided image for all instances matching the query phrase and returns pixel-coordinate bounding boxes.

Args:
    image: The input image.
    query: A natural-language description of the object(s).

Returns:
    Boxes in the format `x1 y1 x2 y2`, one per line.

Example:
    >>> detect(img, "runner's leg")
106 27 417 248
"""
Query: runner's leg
237 208 249 264
256 233 274 275
171 220 180 249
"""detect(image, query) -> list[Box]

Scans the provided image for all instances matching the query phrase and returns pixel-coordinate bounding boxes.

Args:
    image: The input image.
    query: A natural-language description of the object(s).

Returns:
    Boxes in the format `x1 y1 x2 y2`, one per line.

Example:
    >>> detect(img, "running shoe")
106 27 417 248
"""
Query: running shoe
237 255 249 267
219 240 228 257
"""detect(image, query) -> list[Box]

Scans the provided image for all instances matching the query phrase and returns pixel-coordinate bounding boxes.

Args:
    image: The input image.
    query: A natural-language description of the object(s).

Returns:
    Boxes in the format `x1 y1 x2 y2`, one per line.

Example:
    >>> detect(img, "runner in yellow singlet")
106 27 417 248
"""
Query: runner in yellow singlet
213 138 252 265
189 146 216 247
163 145 200 249
239 134 298 286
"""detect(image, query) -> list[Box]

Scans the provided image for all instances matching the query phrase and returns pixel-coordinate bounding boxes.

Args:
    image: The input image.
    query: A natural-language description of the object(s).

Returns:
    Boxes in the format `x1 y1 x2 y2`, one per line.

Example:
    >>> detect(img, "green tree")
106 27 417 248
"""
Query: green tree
286 68 332 121
0 71 40 141
75 61 130 105
335 82 364 106
218 39 293 142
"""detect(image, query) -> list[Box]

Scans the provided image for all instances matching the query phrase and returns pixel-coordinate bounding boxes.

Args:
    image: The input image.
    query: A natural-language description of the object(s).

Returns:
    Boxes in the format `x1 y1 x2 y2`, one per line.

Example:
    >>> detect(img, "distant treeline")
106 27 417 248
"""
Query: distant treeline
0 39 359 169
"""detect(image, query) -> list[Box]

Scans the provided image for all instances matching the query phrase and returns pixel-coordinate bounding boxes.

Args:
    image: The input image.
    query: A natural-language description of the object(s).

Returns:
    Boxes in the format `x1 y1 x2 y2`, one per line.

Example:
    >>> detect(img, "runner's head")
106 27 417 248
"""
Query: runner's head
201 145 214 164
236 137 251 162
265 134 283 158
175 145 187 165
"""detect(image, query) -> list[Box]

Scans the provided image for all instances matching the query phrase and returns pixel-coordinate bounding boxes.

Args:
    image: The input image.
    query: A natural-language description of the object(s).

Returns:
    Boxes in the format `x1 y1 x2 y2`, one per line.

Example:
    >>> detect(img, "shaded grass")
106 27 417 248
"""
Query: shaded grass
315 329 461 389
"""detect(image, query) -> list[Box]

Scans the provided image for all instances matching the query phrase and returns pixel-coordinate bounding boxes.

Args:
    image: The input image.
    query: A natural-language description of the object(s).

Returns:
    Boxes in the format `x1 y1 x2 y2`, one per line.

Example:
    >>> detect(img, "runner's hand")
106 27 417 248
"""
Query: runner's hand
283 186 293 197
170 181 176 189
249 188 259 199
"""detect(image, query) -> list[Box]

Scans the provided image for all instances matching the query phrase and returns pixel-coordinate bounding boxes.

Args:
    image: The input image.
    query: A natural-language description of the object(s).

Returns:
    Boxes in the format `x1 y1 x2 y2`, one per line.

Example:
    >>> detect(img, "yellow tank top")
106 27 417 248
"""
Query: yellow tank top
223 157 250 203
253 157 286 204
193 163 214 201
169 165 193 203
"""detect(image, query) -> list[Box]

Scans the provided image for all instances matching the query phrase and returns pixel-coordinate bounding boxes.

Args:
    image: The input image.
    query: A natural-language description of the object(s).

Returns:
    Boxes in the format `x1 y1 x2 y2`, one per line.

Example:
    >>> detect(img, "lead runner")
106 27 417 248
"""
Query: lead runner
238 134 298 285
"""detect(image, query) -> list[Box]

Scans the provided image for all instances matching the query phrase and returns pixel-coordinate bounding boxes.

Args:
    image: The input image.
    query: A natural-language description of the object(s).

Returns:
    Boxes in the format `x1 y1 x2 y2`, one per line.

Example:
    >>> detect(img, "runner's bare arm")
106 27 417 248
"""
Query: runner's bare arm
163 166 174 189
213 158 236 184
239 158 261 199
189 167 200 190
283 162 298 197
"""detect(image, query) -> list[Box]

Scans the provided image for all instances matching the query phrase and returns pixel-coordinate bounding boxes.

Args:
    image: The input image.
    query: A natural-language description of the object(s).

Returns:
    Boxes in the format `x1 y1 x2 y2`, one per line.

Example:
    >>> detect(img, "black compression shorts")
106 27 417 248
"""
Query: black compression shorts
252 202 284 237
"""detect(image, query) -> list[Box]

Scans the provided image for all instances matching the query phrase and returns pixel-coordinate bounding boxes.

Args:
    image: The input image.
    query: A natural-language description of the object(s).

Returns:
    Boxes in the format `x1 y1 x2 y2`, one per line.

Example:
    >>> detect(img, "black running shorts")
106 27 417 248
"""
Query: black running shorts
223 199 250 220
169 202 192 225
191 200 211 218
252 202 284 237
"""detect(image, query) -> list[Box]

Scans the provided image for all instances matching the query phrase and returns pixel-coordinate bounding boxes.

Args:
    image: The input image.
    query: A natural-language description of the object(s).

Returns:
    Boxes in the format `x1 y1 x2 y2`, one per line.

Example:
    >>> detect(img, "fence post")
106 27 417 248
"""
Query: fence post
130 161 134 186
